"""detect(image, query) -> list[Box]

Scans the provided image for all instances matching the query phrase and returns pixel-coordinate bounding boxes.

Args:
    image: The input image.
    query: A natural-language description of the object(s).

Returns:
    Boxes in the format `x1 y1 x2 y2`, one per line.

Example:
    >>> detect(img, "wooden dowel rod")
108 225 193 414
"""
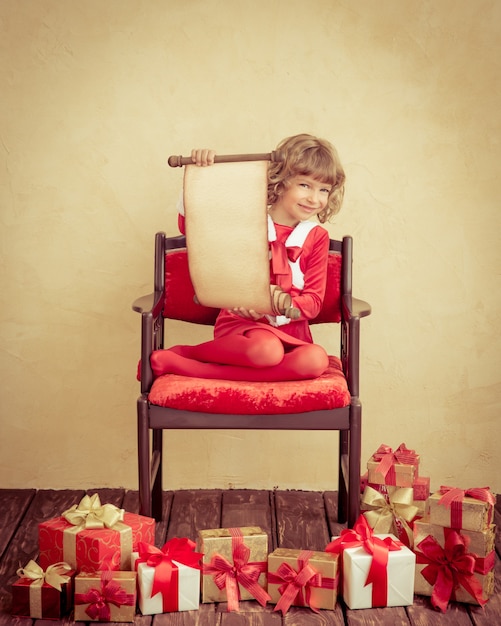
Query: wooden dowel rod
168 150 283 167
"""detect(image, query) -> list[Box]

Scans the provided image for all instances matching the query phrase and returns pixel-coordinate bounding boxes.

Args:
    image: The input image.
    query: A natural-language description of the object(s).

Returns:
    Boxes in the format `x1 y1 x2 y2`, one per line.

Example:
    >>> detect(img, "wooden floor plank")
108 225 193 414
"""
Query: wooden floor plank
166 489 222 542
274 491 331 551
323 491 347 539
221 490 275 552
0 490 35 561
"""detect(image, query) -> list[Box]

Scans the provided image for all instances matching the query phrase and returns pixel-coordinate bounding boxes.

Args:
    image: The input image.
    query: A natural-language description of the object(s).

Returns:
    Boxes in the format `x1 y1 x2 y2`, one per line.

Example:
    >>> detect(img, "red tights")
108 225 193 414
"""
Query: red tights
149 329 329 381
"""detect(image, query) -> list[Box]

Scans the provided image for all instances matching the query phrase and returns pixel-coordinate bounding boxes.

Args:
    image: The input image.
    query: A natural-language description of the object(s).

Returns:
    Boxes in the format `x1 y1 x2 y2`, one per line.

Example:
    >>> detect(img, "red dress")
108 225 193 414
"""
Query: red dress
178 214 330 348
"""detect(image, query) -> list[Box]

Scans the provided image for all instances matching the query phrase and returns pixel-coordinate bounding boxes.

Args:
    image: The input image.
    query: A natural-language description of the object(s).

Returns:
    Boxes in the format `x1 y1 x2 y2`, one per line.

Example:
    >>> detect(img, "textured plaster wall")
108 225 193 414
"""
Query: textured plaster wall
1 0 500 493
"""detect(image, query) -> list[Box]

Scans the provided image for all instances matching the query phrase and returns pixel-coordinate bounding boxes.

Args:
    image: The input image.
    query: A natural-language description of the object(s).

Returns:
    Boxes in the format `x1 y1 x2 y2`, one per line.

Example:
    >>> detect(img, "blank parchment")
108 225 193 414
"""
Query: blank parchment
183 161 272 313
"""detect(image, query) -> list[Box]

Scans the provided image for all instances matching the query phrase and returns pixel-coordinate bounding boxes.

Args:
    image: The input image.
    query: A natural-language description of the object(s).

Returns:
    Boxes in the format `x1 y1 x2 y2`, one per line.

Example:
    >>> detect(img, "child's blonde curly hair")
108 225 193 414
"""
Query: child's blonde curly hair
267 133 345 223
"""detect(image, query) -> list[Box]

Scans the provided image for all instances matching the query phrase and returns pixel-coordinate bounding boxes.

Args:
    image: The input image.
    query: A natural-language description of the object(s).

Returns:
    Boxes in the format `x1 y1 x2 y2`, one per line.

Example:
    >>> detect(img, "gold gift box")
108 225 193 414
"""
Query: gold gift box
413 518 495 605
74 571 137 622
197 526 268 603
267 548 338 611
367 459 417 487
428 491 494 531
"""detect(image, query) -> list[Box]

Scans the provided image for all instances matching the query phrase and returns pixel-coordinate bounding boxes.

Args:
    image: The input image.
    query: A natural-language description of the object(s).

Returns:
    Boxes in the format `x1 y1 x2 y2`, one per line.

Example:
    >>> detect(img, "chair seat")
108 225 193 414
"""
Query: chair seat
148 355 350 415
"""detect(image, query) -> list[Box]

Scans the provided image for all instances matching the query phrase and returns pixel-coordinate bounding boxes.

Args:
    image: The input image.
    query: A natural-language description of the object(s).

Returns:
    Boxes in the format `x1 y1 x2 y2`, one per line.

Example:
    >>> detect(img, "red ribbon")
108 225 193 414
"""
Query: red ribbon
268 550 337 614
438 486 495 529
136 538 203 612
326 515 402 607
270 241 302 291
415 527 489 612
372 443 419 485
203 528 270 612
74 571 135 621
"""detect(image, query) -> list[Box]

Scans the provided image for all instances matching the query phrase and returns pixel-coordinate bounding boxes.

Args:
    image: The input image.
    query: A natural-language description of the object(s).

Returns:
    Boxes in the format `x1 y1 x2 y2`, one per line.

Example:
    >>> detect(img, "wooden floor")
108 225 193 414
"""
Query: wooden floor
0 489 499 625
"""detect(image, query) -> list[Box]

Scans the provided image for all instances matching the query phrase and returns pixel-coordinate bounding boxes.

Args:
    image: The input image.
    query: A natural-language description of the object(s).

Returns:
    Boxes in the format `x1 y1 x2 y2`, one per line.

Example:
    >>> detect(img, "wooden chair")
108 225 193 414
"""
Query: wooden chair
133 232 371 527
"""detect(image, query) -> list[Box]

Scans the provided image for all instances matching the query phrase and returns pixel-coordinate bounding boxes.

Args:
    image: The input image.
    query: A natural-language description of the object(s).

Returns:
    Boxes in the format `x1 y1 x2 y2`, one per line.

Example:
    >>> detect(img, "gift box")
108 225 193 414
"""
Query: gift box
11 560 74 619
197 526 270 611
427 487 495 531
413 476 430 501
413 518 495 611
74 571 137 622
327 516 415 609
267 548 338 614
132 538 202 614
38 493 155 571
367 443 419 487
361 485 420 548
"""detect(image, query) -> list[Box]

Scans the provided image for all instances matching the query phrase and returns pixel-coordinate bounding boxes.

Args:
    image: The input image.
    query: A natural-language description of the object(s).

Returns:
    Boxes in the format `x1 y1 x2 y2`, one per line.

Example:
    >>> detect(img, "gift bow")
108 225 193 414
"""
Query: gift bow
203 529 270 612
361 486 419 547
137 538 203 611
270 240 302 291
372 443 419 480
268 550 336 614
415 527 488 612
74 571 135 621
16 560 71 591
438 486 495 529
62 493 124 529
326 515 402 607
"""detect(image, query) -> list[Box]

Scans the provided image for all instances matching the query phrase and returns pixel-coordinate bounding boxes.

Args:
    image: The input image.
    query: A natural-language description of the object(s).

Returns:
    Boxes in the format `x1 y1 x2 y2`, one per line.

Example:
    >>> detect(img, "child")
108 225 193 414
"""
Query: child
151 133 345 382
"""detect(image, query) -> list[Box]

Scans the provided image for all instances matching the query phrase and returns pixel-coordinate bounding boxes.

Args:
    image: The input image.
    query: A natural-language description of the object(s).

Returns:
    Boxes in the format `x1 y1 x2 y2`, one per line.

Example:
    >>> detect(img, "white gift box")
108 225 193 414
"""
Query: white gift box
340 533 416 609
131 552 200 614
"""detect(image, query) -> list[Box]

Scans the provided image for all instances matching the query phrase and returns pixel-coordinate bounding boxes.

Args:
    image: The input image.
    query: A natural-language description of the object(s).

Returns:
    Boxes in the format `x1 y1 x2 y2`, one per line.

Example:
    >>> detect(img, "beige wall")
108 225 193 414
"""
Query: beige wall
1 0 500 494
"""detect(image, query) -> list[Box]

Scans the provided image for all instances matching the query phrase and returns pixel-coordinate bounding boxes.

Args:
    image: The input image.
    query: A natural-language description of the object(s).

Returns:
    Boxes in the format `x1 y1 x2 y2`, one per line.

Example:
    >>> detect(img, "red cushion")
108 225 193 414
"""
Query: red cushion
148 356 350 415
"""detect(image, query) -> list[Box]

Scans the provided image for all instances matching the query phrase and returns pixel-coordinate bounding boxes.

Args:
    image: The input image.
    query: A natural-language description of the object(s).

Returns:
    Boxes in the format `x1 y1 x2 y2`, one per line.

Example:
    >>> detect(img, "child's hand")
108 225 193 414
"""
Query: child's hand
191 149 216 166
231 307 264 321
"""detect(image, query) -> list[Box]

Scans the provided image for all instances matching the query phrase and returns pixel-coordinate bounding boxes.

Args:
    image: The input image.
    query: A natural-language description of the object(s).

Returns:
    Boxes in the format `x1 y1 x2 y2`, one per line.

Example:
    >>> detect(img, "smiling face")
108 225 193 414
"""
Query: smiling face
269 175 332 226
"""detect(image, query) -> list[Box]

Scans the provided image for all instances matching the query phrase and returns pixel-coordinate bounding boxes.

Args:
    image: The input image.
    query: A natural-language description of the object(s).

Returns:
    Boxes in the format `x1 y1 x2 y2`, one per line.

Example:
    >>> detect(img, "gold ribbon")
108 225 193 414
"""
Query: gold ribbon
62 493 124 529
16 560 72 618
361 486 419 547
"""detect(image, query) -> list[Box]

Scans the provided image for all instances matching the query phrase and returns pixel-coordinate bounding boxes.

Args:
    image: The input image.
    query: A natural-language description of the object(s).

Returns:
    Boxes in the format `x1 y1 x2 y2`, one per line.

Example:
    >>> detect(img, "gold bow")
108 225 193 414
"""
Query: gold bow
361 486 419 547
16 560 71 591
62 493 124 529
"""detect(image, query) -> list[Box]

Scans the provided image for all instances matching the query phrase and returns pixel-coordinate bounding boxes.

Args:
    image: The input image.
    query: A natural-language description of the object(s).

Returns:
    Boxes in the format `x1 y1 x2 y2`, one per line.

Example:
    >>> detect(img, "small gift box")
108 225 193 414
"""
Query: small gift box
74 571 137 622
38 493 155 572
132 538 203 614
427 486 495 531
412 476 430 501
197 526 270 612
327 515 415 609
413 519 495 611
11 560 74 619
267 548 338 614
367 443 419 487
361 485 420 548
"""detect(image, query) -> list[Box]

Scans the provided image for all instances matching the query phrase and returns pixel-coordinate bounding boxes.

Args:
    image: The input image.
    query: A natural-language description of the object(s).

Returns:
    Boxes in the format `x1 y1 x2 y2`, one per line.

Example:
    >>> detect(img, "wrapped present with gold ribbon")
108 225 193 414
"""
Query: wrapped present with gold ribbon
74 571 136 622
38 493 155 572
367 443 419 487
11 560 74 619
131 538 203 614
326 515 415 609
413 518 495 611
267 548 338 614
197 526 270 612
361 485 420 548
427 486 495 531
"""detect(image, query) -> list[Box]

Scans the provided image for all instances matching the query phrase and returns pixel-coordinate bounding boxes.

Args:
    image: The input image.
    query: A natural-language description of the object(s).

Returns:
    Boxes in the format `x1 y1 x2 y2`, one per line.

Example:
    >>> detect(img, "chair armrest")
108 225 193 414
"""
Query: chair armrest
132 293 155 314
342 295 371 320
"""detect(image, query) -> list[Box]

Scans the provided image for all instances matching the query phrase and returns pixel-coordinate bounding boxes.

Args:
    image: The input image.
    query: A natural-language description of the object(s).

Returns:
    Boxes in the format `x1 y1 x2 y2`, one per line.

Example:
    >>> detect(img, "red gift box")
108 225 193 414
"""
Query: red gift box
11 560 74 619
38 493 155 572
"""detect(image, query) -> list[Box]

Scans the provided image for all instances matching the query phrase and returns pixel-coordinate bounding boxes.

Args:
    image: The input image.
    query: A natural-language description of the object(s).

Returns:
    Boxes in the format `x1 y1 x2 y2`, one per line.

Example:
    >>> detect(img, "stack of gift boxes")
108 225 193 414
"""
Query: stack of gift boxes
11 471 497 619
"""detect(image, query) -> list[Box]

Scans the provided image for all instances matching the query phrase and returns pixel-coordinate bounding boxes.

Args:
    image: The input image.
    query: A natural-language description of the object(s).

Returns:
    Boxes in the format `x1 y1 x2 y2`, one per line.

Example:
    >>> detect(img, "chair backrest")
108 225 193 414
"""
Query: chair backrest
157 233 348 325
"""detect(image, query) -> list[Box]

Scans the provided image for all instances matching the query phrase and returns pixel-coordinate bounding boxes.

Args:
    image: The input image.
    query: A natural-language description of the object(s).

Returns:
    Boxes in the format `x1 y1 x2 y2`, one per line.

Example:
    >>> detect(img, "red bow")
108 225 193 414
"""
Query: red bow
326 515 402 607
372 443 418 484
75 572 135 621
268 550 336 614
203 530 270 612
270 240 302 291
415 528 488 612
438 486 495 529
137 538 203 611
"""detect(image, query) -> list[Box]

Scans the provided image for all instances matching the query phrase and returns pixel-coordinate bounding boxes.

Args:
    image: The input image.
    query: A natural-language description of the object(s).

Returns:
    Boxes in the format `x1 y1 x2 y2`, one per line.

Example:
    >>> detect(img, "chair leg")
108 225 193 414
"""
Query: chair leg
137 396 152 517
151 429 163 520
347 400 362 528
338 430 349 524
